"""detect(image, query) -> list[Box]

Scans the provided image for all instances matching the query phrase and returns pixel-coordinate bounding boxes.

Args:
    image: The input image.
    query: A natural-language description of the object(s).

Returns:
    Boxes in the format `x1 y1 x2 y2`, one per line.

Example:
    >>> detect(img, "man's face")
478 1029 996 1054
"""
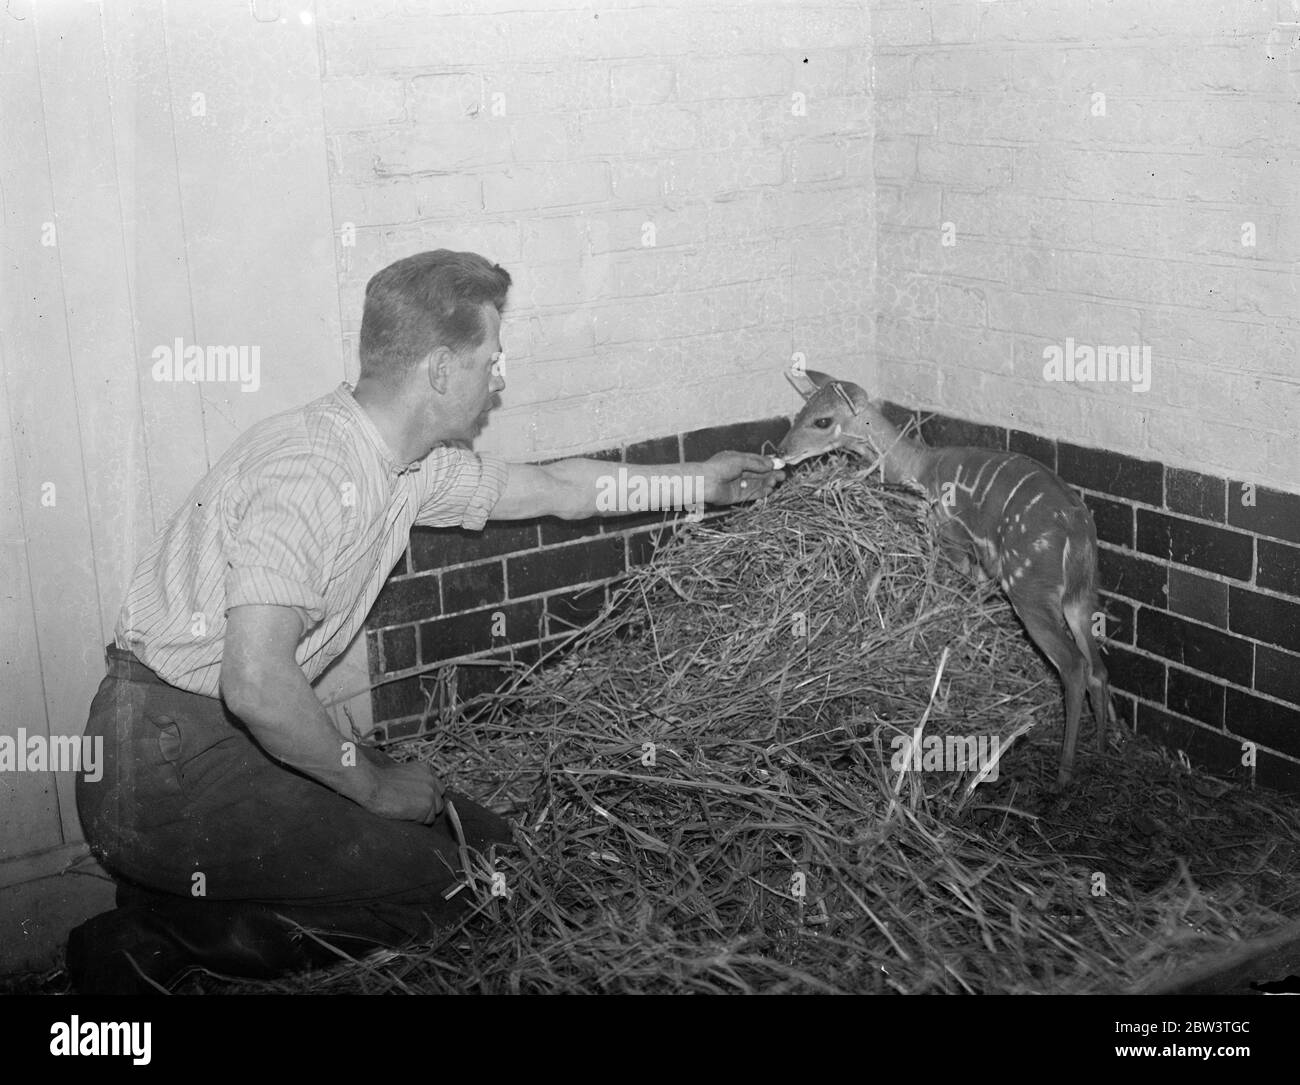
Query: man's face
444 303 506 443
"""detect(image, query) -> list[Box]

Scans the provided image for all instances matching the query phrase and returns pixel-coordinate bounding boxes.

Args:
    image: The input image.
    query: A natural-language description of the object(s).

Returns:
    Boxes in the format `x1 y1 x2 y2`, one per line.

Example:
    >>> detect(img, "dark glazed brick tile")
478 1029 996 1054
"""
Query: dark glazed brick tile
385 717 424 741
918 412 1004 451
1226 483 1300 545
507 537 626 599
546 585 608 636
442 561 505 612
1104 644 1165 702
1257 539 1300 598
380 626 417 673
1256 645 1300 707
1098 548 1168 608
1135 510 1253 581
626 526 674 567
612 506 692 532
1136 608 1252 686
626 532 653 568
534 447 621 467
1167 569 1228 628
1256 751 1300 794
1167 667 1225 728
455 663 514 701
1008 430 1057 471
366 630 382 673
419 598 545 664
410 522 540 572
370 573 441 629
625 434 682 464
1228 587 1300 654
453 644 543 701
1098 595 1134 644
1135 702 1248 778
371 676 425 723
1225 688 1300 751
540 517 604 545
1086 494 1133 549
1165 468 1225 523
683 416 790 461
1057 444 1162 506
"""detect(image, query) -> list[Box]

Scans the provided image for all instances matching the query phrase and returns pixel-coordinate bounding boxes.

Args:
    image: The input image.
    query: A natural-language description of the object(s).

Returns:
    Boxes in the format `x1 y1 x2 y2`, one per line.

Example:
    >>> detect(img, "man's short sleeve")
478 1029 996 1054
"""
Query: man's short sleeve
224 454 348 629
414 450 509 530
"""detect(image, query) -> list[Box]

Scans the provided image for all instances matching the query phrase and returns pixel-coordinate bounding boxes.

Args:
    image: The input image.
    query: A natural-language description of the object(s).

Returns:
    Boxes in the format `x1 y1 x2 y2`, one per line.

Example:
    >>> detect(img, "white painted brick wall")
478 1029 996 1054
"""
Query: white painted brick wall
321 1 874 460
873 0 1300 489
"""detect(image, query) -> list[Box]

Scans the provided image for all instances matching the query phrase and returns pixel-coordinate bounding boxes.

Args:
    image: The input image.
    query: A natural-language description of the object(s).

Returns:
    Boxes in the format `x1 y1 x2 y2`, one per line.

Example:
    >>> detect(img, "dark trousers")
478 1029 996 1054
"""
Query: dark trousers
76 646 511 948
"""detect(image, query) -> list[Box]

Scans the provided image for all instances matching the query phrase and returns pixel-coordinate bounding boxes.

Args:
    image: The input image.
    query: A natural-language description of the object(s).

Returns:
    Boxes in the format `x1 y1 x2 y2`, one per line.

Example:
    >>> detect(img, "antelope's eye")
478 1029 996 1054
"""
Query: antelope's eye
813 418 832 430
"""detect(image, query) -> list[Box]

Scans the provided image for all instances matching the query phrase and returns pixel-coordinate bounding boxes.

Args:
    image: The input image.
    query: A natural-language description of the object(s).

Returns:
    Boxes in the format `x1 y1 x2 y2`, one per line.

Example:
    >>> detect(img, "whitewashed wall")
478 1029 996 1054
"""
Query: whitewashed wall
0 1 351 881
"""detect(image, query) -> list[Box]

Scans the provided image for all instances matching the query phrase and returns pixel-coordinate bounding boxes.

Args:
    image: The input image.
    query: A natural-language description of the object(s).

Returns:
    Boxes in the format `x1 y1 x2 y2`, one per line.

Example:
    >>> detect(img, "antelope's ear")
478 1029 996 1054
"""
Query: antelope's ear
830 382 862 415
785 367 836 400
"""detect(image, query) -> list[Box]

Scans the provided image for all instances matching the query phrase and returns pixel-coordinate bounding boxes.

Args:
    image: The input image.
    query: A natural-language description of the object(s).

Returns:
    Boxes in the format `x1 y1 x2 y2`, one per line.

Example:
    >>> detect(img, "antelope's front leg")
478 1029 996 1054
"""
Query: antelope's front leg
930 507 979 579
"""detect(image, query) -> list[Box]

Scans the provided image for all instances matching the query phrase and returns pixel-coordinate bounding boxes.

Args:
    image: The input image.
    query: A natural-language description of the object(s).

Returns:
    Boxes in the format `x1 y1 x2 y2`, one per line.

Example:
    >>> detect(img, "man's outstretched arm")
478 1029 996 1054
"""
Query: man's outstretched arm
491 451 782 521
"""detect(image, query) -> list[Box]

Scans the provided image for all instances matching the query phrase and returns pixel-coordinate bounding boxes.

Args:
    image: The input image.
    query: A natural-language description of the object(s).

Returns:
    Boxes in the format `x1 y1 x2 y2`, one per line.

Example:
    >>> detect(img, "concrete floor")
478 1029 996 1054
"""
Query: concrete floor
0 844 115 980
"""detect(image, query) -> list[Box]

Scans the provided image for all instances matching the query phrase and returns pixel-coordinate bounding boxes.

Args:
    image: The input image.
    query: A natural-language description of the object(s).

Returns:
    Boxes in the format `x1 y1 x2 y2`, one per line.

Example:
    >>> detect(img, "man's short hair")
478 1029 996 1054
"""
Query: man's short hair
359 250 512 381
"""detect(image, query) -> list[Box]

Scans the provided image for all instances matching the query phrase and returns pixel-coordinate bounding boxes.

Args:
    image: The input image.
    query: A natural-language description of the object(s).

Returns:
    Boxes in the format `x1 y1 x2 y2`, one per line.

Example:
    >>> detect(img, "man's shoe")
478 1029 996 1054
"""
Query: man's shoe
65 901 368 994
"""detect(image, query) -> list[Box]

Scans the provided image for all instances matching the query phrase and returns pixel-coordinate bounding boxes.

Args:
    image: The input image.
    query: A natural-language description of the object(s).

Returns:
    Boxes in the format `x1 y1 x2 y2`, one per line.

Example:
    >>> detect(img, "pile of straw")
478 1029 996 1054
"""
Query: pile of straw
214 459 1300 995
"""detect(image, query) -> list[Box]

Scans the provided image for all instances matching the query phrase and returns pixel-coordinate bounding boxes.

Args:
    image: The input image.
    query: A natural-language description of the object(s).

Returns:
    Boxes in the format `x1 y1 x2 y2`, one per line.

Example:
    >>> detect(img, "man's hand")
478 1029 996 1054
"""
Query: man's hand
365 760 446 823
702 451 784 506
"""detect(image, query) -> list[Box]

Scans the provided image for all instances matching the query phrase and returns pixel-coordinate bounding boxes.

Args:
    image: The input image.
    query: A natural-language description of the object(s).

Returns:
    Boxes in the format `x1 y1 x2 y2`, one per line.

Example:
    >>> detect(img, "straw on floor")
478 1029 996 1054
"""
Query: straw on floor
214 457 1300 995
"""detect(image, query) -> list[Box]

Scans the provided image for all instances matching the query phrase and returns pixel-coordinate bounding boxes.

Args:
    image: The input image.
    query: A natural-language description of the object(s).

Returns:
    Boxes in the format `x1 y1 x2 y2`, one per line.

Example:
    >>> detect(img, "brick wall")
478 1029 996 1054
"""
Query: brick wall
320 0 874 462
372 400 1300 787
869 1 1300 785
318 0 874 734
872 0 1299 493
351 1 1299 788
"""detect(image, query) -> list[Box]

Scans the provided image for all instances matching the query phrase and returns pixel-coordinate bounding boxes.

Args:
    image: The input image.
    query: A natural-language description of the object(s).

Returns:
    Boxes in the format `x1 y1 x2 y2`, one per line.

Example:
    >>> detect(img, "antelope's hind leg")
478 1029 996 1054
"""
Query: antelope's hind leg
1063 595 1113 754
1012 594 1090 788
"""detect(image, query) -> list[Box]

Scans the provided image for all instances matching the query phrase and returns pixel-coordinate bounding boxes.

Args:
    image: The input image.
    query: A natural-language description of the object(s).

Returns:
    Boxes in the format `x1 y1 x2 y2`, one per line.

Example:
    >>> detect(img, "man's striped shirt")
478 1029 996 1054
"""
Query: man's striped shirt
116 383 508 697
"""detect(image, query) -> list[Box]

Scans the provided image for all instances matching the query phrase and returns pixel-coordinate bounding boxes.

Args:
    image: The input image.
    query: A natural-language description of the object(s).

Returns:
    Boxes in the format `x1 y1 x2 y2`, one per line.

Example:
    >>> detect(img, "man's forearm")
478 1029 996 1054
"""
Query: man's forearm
222 660 381 807
545 459 710 518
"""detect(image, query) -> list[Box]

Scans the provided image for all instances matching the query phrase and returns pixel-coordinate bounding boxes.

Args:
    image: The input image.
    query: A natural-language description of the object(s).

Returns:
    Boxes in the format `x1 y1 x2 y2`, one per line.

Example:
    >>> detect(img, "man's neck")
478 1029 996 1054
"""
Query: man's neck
351 377 434 465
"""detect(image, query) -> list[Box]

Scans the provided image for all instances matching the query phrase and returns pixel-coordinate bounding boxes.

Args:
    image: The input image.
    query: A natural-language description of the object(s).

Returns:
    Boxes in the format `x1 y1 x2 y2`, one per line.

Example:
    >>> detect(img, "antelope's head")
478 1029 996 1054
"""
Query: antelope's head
777 369 892 465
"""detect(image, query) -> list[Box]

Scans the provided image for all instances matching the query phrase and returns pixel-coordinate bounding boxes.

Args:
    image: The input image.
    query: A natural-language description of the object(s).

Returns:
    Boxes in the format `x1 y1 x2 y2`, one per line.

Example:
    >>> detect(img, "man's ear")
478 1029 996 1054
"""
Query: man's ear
425 347 453 394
